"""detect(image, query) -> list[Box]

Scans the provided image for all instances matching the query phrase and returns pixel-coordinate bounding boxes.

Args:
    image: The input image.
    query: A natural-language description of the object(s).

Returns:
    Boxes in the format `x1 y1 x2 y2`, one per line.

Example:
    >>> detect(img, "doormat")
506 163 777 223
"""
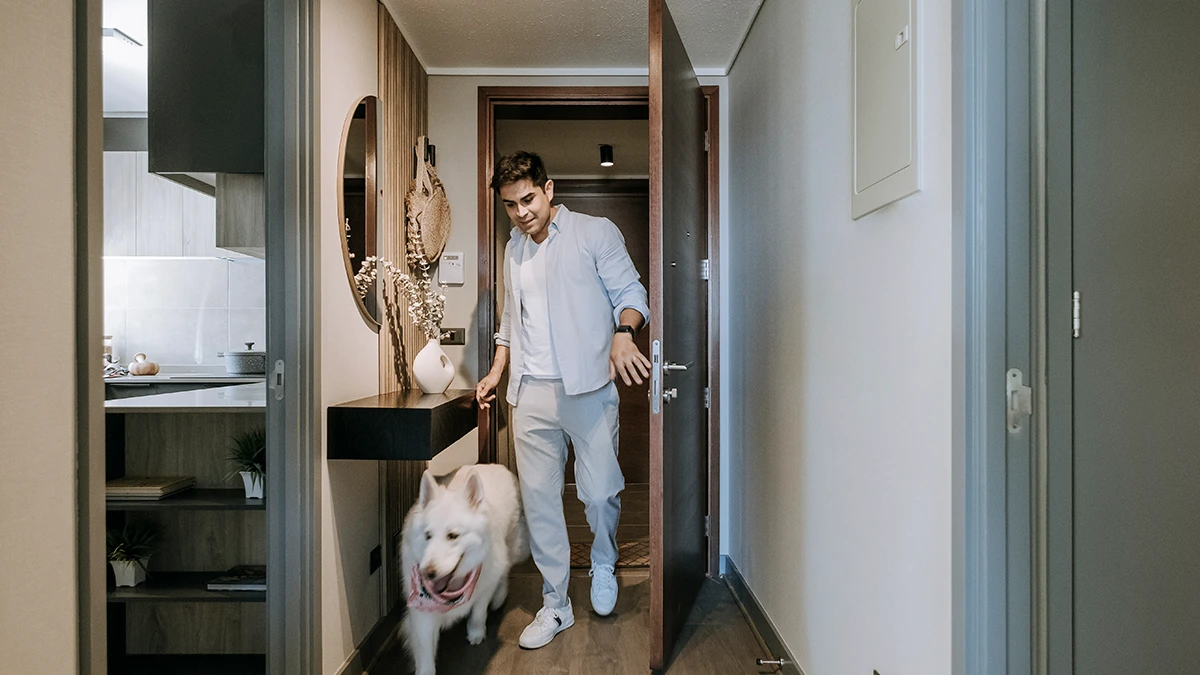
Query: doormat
570 540 650 568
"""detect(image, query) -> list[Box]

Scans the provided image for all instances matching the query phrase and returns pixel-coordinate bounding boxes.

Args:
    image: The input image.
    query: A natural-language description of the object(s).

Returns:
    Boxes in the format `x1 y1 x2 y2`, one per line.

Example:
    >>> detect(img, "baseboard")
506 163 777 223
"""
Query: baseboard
336 605 405 675
722 555 805 675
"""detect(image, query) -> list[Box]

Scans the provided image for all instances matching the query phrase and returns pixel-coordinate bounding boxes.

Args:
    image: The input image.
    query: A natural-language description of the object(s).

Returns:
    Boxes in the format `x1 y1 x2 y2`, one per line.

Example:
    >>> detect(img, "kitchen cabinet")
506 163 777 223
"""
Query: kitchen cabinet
135 152 185 256
103 152 138 256
215 174 265 259
103 151 231 258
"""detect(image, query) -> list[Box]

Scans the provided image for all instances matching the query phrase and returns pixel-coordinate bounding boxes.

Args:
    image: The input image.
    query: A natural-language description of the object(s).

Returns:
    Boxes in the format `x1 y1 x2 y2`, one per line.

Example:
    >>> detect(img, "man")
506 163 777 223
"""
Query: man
475 151 651 649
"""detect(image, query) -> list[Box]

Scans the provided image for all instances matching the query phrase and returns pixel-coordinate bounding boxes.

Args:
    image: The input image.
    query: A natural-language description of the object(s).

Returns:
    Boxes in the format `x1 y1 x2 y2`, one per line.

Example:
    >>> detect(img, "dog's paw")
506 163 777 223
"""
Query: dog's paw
467 624 486 645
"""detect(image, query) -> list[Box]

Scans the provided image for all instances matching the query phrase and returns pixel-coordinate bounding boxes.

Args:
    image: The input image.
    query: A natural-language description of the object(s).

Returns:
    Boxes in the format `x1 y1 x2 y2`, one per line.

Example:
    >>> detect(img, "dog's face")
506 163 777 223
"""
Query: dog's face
410 469 490 595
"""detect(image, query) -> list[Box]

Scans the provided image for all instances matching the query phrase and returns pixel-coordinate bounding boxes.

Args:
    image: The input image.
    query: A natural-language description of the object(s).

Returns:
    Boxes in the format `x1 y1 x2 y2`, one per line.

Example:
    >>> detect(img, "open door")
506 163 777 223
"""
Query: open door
648 0 709 669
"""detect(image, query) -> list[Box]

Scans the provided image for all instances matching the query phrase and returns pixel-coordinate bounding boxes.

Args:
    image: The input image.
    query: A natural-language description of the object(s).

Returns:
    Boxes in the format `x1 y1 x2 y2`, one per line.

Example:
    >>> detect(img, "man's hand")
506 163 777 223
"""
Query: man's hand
475 371 502 409
610 333 652 386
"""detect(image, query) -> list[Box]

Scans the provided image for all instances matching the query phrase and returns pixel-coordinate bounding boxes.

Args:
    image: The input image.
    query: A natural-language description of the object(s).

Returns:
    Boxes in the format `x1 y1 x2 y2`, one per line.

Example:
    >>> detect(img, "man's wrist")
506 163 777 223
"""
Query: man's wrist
614 324 636 339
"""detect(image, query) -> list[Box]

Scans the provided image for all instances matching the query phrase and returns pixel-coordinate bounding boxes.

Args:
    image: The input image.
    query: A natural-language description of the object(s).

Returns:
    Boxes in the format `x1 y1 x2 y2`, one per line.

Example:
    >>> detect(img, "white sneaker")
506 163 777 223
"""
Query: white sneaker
519 601 575 649
590 563 618 616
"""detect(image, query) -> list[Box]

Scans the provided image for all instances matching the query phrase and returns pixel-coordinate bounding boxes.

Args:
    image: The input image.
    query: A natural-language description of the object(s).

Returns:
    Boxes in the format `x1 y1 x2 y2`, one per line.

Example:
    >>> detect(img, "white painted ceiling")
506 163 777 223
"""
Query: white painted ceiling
381 0 762 74
102 0 757 116
102 0 148 115
496 119 650 178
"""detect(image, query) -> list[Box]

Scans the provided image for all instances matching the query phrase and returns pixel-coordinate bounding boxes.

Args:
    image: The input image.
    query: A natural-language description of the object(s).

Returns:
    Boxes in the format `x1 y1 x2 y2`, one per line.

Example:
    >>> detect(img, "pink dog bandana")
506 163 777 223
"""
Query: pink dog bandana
408 564 481 614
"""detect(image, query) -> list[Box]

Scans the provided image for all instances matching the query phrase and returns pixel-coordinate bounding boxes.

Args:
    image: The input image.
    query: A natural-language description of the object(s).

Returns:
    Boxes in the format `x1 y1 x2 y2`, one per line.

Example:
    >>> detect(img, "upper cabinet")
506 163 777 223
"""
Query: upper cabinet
103 152 138 256
103 151 231 258
147 0 264 174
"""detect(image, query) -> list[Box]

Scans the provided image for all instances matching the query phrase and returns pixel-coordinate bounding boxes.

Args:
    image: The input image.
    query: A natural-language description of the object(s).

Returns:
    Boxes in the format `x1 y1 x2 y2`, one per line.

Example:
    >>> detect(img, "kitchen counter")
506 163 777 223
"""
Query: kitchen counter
105 373 265 385
105 383 266 413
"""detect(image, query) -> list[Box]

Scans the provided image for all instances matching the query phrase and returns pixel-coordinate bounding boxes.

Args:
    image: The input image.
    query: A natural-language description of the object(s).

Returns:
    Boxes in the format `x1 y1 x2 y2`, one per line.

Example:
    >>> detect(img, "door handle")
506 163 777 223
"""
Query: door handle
662 362 688 376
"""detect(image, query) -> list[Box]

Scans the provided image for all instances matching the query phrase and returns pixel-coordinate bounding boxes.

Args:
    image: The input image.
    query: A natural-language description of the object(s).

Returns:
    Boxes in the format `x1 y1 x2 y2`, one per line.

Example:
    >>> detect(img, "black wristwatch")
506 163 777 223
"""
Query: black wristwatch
614 325 636 338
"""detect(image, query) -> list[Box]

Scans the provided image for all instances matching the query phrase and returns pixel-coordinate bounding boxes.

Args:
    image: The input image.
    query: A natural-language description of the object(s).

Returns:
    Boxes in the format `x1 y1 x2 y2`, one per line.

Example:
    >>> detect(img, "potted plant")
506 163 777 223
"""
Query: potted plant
226 428 266 499
106 522 162 587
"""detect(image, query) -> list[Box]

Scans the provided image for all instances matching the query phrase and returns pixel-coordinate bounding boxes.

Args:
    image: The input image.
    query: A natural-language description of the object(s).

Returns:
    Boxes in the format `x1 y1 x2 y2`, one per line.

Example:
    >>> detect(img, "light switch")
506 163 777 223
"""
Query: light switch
440 251 464 286
895 25 909 49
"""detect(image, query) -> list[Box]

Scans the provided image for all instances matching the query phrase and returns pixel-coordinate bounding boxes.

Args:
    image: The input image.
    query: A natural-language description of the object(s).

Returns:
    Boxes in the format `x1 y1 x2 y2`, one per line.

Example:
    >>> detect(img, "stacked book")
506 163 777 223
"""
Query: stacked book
105 476 195 501
207 565 266 592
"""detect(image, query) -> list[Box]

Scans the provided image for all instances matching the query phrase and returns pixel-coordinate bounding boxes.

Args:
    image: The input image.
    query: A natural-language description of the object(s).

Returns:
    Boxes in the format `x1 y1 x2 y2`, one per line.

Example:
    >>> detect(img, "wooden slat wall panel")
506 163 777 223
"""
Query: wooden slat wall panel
122 412 267 654
378 4 430 610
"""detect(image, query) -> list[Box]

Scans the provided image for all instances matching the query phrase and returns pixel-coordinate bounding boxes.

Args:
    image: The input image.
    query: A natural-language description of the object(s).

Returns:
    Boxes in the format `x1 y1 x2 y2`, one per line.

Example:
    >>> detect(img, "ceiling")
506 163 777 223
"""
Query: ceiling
495 119 650 178
101 0 758 116
381 0 762 74
102 0 148 115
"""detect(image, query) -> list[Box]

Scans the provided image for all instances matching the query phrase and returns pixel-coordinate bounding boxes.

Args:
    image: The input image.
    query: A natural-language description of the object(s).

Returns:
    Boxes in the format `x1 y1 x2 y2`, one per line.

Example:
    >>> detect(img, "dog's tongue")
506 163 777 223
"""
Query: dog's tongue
430 574 466 595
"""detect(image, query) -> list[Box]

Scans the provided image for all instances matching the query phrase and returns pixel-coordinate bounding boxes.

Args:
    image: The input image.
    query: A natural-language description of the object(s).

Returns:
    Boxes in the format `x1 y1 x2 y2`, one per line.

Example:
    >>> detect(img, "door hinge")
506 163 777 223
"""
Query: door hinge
704 130 710 152
271 359 285 401
1072 291 1081 339
700 259 710 281
704 515 710 536
704 386 711 409
1006 368 1033 434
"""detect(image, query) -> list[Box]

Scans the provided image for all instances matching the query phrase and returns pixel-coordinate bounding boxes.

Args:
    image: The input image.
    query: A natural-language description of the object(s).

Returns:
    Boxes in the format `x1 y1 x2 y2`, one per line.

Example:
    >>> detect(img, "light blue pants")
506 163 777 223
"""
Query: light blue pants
512 377 624 610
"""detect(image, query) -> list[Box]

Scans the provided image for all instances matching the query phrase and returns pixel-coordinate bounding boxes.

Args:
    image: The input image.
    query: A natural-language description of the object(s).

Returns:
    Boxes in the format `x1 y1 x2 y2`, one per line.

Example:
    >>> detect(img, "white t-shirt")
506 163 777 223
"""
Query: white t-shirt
518 236 561 378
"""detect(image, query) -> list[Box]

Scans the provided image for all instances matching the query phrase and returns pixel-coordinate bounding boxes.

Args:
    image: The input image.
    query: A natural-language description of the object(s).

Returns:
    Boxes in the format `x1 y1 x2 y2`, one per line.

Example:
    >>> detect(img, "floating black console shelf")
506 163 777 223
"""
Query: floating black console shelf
327 389 476 461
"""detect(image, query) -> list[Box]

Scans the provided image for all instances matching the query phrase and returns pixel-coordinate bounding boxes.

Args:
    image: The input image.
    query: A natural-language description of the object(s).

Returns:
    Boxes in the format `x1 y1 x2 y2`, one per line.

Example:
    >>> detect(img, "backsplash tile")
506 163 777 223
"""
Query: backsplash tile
103 258 128 309
126 258 229 309
104 308 127 365
105 257 265 368
126 308 230 366
228 261 266 309
228 309 267 354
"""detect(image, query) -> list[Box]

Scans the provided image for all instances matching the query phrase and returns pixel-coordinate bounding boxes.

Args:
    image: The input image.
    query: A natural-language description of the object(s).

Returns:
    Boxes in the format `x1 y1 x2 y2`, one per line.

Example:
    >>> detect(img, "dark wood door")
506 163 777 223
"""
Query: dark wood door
555 180 651 485
1061 1 1200 672
648 0 708 669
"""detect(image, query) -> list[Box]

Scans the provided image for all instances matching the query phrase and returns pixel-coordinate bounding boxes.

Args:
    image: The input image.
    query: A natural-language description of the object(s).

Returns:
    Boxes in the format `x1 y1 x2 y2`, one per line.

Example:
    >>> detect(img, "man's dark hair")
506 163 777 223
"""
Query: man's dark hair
490 151 549 191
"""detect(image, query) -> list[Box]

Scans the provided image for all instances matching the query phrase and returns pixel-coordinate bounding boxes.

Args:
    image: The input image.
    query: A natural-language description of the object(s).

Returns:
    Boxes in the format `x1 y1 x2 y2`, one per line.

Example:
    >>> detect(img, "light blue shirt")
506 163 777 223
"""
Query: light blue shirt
495 204 650 404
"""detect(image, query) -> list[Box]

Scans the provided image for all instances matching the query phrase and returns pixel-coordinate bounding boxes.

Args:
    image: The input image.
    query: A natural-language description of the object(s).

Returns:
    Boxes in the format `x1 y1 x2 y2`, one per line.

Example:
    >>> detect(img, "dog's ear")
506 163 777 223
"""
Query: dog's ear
418 470 438 508
465 470 485 511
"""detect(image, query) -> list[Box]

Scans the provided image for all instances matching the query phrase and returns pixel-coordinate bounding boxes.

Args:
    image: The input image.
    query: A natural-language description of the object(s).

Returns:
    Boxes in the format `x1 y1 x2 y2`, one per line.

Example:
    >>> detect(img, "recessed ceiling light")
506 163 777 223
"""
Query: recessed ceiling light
599 144 614 168
102 28 143 47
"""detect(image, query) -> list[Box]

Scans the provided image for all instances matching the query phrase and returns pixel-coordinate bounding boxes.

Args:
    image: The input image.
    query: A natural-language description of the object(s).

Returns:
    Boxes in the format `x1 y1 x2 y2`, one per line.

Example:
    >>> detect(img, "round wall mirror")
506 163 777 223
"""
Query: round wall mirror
338 95 380 331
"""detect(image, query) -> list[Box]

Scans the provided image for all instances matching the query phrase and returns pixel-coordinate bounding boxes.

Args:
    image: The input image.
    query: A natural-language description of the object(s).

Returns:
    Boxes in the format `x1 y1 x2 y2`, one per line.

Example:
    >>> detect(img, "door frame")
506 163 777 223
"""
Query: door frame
962 0 1043 672
474 85 723 576
73 0 322 670
265 0 323 672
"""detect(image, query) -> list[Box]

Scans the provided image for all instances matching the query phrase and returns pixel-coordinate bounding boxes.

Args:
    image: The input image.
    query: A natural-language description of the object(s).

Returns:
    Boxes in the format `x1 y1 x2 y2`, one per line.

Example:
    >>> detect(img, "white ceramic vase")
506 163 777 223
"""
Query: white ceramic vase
110 559 147 588
413 338 454 394
240 471 264 499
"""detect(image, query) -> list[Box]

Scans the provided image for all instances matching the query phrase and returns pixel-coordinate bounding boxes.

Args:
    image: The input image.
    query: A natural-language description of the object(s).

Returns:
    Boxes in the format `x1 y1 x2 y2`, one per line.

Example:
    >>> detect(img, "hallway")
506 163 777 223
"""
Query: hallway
369 571 772 675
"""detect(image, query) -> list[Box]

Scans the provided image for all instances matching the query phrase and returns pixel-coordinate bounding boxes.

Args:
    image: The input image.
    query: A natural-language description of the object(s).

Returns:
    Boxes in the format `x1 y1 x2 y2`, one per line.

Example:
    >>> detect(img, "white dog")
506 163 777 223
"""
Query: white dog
400 464 529 675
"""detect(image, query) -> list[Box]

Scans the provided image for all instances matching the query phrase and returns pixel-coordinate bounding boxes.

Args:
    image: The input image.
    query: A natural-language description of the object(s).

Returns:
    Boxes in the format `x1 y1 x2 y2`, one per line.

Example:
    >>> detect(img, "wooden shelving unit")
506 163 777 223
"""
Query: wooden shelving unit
108 572 265 603
106 404 268 668
107 489 266 512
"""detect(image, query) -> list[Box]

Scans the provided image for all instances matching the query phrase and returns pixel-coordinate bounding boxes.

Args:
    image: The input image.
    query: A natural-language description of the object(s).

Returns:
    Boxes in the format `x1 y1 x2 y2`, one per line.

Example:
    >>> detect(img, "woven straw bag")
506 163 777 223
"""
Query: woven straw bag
406 136 451 262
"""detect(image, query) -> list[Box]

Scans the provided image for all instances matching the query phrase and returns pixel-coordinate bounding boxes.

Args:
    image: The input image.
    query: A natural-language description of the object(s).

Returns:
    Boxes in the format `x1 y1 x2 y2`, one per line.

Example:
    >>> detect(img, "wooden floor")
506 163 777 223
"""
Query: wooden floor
369 570 774 675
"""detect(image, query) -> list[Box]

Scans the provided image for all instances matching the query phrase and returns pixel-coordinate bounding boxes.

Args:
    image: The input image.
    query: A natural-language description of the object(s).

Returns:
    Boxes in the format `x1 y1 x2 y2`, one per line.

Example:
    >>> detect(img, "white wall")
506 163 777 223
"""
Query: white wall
726 0 954 674
319 0 383 671
0 0 79 672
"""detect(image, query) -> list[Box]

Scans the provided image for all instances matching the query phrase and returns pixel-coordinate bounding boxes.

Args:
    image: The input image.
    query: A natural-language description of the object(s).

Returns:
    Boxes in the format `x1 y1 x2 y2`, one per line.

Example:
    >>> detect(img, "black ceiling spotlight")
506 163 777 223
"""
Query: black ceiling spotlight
599 144 614 167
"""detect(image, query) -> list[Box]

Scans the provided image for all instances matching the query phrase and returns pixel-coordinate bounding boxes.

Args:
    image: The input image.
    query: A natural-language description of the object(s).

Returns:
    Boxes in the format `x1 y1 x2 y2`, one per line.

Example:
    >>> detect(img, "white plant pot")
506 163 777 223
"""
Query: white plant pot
110 559 147 588
240 471 264 499
412 338 455 394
